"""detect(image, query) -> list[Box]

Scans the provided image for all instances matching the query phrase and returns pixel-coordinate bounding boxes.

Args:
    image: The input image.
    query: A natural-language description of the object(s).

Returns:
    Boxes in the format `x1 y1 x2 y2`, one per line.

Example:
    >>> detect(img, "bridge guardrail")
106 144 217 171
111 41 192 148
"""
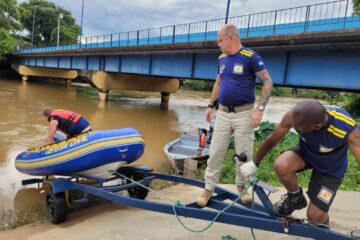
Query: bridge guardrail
16 0 360 53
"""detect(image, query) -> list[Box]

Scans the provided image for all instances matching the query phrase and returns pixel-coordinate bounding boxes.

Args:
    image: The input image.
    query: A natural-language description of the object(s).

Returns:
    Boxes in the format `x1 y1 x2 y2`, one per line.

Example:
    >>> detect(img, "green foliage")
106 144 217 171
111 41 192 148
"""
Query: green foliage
270 87 292 96
197 120 360 191
0 0 21 31
254 121 276 141
19 0 80 47
50 24 80 45
0 0 21 61
354 0 360 15
326 93 360 118
0 29 15 62
182 79 214 91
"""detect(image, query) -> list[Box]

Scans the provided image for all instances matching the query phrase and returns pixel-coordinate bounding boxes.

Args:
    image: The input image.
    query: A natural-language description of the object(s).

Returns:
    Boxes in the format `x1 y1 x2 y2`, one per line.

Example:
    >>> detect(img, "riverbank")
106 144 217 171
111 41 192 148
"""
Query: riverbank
212 120 360 192
0 184 359 240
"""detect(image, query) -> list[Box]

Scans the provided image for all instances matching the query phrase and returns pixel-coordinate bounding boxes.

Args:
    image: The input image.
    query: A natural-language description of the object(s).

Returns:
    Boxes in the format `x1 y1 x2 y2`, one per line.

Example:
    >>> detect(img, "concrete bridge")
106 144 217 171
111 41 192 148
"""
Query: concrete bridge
10 0 360 101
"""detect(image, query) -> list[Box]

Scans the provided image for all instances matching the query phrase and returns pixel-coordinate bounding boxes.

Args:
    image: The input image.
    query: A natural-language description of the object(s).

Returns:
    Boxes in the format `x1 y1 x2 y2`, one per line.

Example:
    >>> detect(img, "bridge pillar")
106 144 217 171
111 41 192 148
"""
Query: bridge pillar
98 90 109 101
161 92 170 103
65 79 72 86
89 71 180 102
12 64 78 82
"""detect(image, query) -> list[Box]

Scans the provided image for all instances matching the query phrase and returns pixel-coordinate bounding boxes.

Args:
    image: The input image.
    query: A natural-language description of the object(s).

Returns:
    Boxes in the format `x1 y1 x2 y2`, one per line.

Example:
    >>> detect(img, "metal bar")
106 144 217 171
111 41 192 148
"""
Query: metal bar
31 6 36 48
137 31 139 45
283 51 290 84
148 54 152 74
187 24 191 42
160 27 162 44
172 25 175 43
246 14 251 37
207 199 272 219
70 177 355 240
102 177 154 192
304 5 311 32
273 11 278 35
190 53 196 78
343 0 349 28
225 0 231 24
204 21 208 40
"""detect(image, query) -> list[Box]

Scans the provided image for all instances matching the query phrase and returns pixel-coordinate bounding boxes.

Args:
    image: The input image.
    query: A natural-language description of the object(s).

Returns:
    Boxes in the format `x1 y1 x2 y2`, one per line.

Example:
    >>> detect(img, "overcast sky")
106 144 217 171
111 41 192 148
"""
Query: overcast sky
18 0 343 35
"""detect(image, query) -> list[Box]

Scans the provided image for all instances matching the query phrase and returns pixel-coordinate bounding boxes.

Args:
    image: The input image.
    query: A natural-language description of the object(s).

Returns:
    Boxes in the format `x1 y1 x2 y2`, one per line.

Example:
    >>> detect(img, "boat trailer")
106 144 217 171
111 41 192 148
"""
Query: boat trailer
22 165 359 240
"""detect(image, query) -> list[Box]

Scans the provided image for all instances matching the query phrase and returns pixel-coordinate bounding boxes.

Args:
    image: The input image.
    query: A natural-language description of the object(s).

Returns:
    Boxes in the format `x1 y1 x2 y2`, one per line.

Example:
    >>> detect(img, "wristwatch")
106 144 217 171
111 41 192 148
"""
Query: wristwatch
207 104 214 109
257 105 265 111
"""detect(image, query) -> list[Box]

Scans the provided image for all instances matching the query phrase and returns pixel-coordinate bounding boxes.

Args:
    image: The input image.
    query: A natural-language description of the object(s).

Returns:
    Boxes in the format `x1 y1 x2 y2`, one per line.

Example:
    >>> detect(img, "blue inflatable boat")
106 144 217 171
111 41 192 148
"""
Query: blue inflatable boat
15 128 145 177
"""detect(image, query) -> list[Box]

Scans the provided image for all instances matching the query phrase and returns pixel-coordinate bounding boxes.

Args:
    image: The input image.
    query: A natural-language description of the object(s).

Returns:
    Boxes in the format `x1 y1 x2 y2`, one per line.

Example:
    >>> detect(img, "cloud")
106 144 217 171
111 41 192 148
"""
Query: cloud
19 0 340 35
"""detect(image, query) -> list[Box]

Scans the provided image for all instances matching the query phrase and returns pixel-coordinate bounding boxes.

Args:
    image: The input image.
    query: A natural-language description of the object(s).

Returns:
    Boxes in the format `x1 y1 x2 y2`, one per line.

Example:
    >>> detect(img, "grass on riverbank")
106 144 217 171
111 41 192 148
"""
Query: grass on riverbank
197 121 360 192
0 204 46 231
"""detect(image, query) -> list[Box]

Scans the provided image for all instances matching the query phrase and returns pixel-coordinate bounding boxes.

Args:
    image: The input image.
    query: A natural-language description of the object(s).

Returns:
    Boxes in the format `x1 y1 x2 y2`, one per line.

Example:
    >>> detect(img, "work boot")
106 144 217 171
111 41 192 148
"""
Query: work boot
318 218 330 229
273 187 307 216
237 185 252 204
196 189 213 207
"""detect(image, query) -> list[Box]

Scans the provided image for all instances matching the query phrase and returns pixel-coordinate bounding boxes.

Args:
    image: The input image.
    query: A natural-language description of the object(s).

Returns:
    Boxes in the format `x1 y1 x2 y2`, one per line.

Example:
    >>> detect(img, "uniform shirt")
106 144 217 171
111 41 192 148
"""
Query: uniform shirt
298 107 357 178
50 111 90 137
217 48 266 106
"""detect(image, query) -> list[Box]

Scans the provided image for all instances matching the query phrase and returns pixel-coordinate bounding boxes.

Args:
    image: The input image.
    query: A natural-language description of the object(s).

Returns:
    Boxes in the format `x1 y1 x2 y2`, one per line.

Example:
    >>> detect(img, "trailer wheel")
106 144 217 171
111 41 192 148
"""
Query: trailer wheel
46 189 67 224
127 175 149 200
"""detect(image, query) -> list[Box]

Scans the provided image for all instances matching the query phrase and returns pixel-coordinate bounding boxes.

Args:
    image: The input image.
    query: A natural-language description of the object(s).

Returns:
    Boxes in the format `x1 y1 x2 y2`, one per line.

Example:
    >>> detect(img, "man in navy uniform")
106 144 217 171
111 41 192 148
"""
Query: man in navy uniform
240 99 360 225
196 24 273 207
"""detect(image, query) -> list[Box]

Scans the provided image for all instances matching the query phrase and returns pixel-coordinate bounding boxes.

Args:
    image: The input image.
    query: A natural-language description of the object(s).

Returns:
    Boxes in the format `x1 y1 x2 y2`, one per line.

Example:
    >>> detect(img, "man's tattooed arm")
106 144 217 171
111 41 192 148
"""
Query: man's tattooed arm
255 69 273 109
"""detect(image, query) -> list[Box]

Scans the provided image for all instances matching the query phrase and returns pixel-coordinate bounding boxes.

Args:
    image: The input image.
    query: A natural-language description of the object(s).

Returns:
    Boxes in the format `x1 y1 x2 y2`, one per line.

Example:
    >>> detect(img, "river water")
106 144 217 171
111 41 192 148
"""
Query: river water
0 77 305 212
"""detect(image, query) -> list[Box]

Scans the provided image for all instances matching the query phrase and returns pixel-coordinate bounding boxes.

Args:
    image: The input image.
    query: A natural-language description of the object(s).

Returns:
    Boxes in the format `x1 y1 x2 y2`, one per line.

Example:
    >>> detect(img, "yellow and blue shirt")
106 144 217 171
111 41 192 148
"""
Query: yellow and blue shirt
298 106 357 178
217 47 266 106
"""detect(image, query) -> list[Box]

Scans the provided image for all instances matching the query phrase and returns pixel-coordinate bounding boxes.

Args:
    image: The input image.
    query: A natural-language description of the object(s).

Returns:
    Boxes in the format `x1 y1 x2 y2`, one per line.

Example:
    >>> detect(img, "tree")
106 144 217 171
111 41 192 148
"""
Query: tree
0 29 15 62
0 0 21 61
354 0 360 15
19 0 80 47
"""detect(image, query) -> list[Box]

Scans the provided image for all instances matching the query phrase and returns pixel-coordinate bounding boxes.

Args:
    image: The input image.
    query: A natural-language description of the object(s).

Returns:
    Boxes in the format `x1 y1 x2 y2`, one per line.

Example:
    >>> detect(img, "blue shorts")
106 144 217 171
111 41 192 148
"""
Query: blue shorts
67 117 90 136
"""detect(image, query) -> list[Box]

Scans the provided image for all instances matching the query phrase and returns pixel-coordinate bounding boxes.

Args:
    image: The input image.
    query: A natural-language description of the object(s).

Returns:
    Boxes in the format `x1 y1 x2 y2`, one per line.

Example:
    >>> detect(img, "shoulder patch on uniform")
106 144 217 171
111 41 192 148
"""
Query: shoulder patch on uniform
327 124 346 139
218 54 227 59
239 49 254 58
326 109 356 127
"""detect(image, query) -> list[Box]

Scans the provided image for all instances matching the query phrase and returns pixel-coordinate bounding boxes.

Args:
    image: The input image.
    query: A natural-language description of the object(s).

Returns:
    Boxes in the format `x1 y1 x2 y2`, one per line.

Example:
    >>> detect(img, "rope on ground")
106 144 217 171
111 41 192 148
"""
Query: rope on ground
111 171 183 205
113 170 258 240
172 183 252 233
221 235 238 240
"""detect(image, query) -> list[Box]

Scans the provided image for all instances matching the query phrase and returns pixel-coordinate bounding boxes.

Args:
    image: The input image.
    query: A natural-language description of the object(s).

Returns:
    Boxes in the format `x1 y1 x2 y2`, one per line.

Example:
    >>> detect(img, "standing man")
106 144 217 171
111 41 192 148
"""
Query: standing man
43 108 91 144
196 24 273 207
240 100 360 225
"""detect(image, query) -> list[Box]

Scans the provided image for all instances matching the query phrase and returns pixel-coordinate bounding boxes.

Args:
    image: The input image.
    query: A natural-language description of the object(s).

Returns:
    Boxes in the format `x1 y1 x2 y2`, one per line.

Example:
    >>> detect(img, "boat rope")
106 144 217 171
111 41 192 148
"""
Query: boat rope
221 235 238 240
172 180 257 239
111 171 180 204
113 171 257 240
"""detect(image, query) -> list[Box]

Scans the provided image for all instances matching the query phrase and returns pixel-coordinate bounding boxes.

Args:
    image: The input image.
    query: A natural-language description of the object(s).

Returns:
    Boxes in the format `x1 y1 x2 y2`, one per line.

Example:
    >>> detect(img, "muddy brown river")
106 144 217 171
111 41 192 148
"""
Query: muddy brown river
0 77 306 212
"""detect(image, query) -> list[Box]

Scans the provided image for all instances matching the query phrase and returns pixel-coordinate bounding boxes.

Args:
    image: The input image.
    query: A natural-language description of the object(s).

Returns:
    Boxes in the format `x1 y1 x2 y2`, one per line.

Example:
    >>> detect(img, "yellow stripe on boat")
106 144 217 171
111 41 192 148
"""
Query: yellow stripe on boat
15 136 144 168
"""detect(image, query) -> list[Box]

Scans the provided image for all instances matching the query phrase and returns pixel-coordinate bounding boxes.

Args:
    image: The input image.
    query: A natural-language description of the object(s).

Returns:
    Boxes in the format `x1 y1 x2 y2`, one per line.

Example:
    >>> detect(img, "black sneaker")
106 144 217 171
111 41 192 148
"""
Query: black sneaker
273 187 308 216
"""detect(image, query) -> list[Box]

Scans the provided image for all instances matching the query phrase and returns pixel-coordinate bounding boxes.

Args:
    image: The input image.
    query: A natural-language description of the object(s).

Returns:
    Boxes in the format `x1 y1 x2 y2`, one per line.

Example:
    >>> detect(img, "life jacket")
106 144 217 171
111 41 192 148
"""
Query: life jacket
49 109 82 133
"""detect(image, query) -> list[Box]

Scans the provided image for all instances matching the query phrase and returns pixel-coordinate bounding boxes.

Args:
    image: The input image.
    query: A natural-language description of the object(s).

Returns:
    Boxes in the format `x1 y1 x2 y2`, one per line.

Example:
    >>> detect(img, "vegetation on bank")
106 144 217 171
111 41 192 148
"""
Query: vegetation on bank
197 121 360 191
0 0 80 62
182 79 360 118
